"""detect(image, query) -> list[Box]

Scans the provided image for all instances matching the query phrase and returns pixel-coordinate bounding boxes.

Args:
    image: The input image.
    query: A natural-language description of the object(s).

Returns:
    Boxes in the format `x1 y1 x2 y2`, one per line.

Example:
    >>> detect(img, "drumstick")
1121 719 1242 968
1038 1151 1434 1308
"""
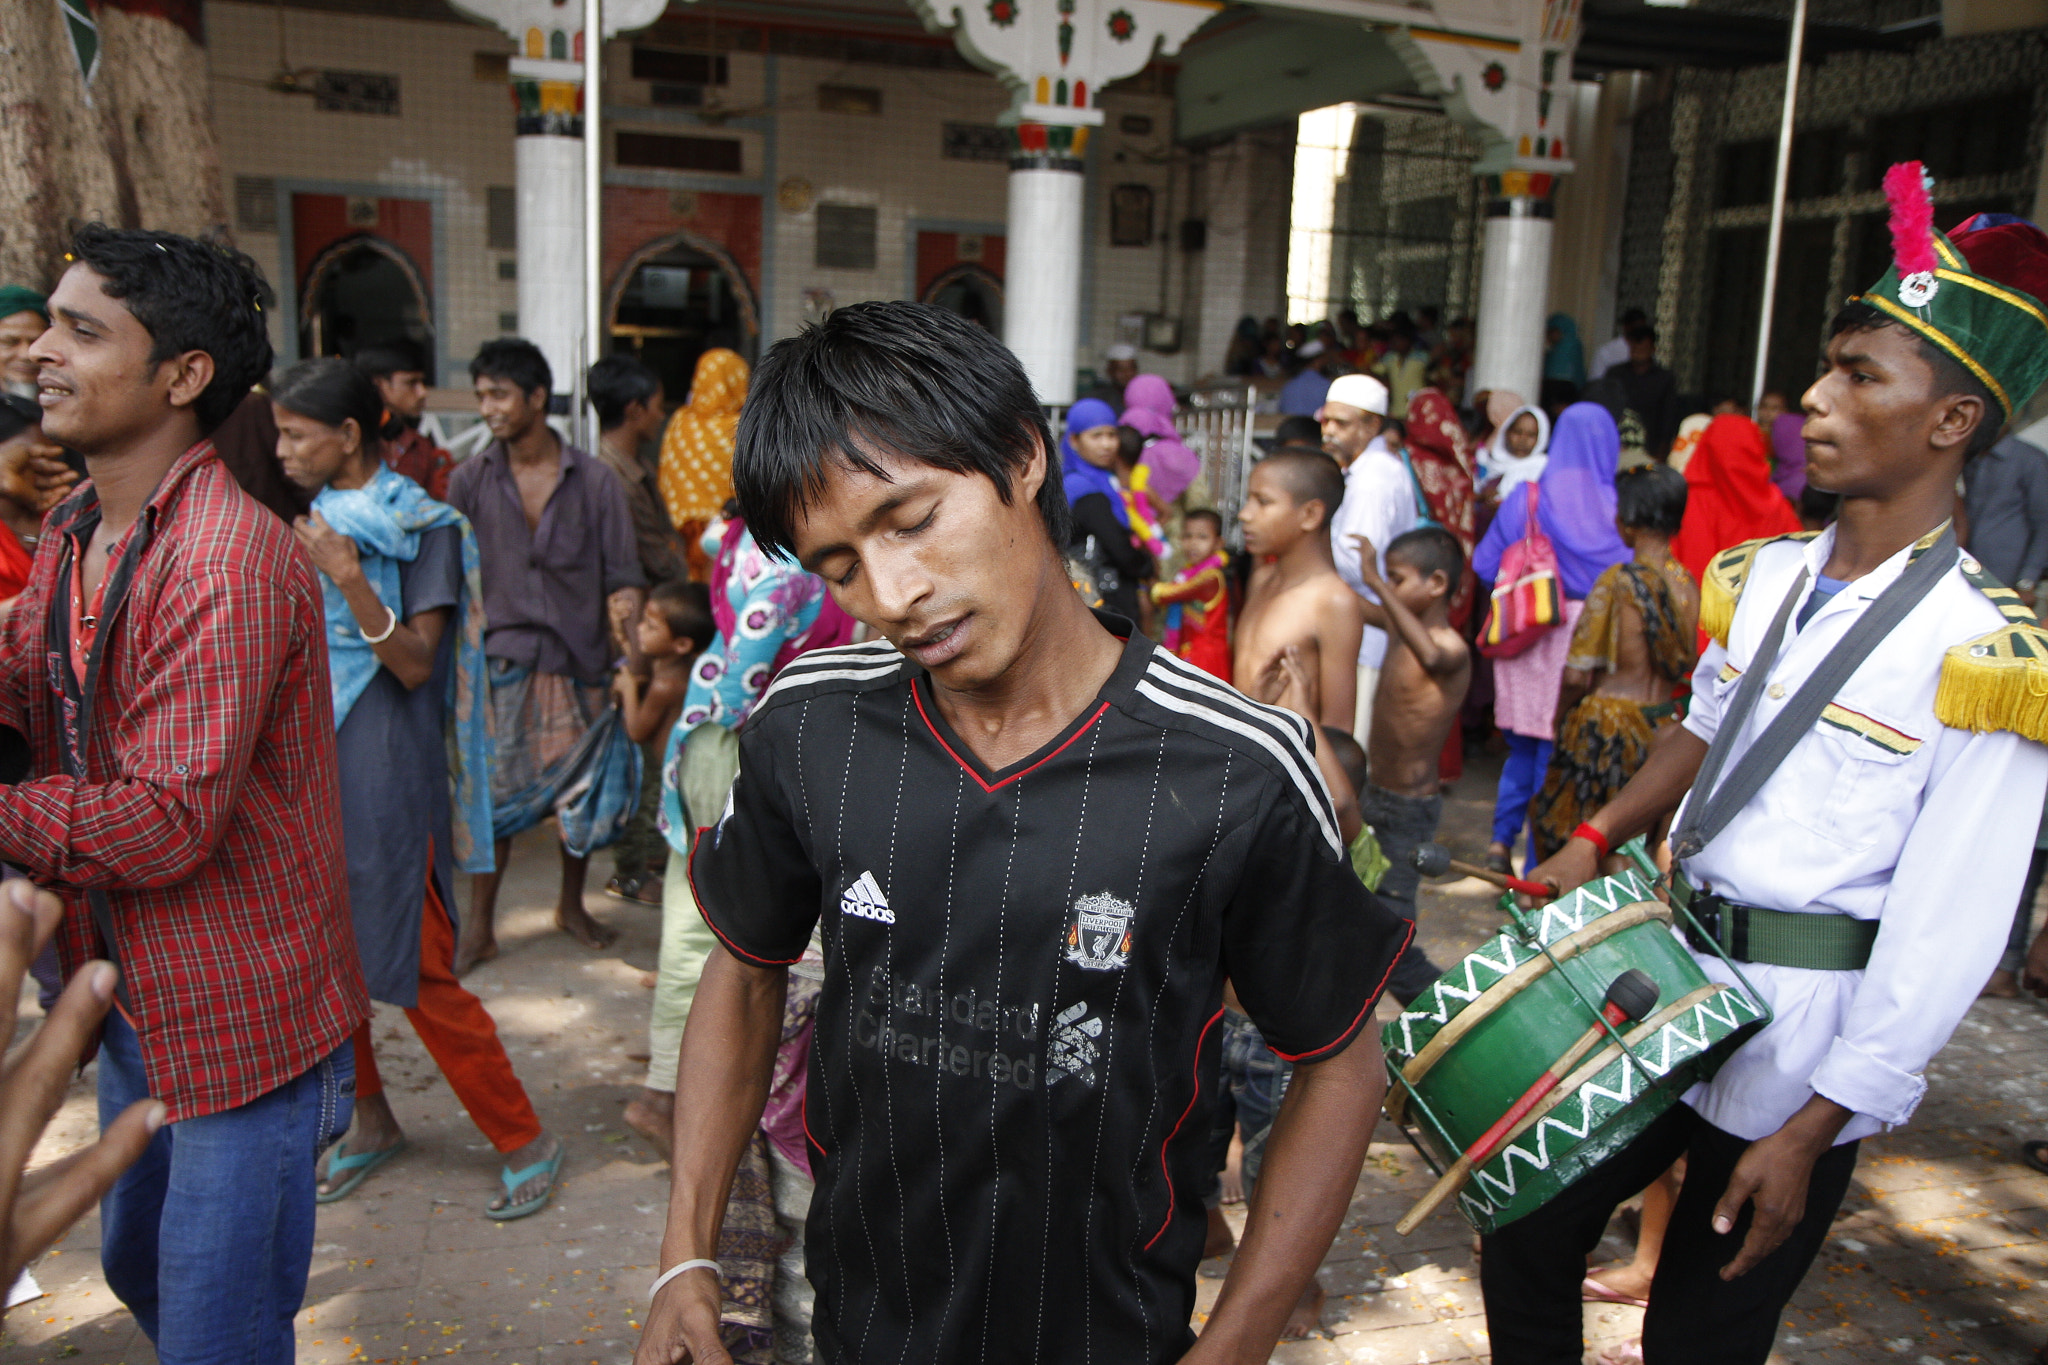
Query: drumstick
1395 969 1661 1236
1410 843 1554 898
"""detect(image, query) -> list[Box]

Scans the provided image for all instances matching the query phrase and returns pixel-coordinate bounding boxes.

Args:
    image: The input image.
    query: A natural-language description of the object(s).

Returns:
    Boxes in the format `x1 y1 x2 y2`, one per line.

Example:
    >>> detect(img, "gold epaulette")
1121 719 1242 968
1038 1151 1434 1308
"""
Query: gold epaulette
1936 555 2048 743
1698 533 1819 648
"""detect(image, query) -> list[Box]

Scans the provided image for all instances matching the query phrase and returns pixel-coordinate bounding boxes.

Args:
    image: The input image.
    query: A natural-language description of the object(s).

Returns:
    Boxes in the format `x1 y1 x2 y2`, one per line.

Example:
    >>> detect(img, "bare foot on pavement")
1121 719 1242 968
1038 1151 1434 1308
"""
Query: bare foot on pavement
556 900 618 951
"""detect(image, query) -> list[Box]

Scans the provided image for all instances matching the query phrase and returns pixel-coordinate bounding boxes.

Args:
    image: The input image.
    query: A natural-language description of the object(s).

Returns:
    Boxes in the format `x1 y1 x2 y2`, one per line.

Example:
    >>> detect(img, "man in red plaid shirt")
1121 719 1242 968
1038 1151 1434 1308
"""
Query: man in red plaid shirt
6 226 367 1364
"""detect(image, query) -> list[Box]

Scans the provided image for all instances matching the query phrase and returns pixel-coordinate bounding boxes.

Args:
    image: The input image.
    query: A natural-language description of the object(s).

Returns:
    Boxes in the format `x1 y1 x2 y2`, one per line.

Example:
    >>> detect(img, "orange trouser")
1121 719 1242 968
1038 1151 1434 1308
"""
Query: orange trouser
351 872 542 1153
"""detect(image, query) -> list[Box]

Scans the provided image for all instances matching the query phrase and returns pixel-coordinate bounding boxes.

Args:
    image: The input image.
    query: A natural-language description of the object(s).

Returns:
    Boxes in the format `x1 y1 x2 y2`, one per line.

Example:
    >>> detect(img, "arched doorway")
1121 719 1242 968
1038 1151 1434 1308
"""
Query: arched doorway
299 235 435 380
922 263 1004 335
606 231 760 404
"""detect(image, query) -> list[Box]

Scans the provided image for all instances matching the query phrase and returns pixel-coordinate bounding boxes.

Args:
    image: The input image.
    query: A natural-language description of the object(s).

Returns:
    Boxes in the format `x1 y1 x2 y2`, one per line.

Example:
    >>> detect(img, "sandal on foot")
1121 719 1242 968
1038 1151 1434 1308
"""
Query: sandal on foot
317 1139 407 1204
488 1144 566 1221
605 875 662 906
2020 1138 2048 1176
1581 1272 1648 1309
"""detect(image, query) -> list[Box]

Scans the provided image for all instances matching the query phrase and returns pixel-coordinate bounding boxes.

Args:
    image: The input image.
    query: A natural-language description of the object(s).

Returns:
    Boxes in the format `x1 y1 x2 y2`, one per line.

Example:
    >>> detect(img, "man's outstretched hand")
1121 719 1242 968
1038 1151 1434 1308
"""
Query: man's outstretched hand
0 880 160 1305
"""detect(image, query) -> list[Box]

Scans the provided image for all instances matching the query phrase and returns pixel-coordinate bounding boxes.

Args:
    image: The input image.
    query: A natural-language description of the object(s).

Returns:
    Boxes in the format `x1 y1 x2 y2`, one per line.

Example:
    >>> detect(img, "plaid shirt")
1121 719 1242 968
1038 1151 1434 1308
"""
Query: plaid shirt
0 441 367 1121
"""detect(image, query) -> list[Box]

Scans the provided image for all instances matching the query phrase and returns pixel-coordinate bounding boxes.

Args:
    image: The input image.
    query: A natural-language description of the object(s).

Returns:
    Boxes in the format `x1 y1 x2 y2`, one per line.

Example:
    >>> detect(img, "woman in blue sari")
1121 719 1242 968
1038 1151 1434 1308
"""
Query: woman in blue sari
272 359 562 1221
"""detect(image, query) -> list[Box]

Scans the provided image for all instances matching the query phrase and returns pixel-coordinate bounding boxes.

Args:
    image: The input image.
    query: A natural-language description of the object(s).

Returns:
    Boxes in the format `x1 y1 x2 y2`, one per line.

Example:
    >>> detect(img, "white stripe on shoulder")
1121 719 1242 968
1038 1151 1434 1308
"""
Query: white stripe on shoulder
777 640 902 671
1143 652 1314 748
1132 677 1342 857
755 658 902 710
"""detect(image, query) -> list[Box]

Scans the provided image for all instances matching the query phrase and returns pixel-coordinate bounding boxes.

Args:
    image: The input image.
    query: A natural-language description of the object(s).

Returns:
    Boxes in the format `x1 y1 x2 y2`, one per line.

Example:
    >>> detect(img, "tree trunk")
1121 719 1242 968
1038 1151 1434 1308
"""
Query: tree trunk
0 0 228 291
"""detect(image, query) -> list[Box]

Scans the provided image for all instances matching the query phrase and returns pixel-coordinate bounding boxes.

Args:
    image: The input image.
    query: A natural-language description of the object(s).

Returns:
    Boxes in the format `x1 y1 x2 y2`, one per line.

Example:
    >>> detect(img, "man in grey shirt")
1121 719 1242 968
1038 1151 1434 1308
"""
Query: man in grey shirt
1962 433 2048 611
447 339 646 972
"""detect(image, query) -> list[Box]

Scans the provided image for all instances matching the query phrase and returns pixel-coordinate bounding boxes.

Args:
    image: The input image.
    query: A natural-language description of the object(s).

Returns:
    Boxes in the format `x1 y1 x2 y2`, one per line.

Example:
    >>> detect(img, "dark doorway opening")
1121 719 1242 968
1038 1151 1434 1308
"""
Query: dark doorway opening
299 236 435 381
607 235 759 403
922 263 1004 334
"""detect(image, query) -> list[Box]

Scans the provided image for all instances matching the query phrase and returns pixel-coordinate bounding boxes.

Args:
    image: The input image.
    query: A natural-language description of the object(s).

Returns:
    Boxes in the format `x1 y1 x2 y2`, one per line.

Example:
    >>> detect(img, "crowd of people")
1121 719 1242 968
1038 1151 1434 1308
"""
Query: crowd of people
6 185 2048 1365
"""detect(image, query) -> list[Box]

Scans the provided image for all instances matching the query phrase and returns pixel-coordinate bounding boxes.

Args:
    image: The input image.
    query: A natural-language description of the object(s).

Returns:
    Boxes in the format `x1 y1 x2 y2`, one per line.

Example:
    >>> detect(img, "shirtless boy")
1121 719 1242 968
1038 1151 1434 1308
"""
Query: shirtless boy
1350 525 1470 1004
1236 449 1366 730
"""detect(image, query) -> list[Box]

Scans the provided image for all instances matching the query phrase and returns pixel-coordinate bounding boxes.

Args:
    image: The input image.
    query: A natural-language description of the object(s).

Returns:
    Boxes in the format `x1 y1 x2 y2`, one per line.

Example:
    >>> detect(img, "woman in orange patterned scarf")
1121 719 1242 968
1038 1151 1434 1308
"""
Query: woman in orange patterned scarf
658 349 750 575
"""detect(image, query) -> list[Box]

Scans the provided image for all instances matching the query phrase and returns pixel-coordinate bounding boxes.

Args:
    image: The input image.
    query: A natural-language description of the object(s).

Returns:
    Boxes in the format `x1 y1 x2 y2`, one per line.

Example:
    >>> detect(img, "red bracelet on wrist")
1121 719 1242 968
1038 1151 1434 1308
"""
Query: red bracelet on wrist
1571 822 1611 860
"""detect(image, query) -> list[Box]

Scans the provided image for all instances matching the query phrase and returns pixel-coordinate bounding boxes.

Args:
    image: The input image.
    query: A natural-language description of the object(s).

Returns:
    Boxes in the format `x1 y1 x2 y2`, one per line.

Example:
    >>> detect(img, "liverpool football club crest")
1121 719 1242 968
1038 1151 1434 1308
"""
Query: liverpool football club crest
1064 892 1134 972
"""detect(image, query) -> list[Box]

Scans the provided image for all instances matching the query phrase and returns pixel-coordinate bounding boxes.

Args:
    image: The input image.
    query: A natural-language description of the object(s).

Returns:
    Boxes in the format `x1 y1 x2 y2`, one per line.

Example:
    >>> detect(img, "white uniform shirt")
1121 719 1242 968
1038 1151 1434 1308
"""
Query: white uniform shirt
1590 334 1631 380
1677 528 2048 1143
1330 436 1418 669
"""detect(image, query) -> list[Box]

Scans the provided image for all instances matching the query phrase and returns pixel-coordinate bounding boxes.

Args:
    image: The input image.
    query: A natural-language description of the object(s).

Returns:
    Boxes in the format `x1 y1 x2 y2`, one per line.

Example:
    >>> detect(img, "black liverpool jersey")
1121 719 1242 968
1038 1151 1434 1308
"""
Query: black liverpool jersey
690 620 1410 1365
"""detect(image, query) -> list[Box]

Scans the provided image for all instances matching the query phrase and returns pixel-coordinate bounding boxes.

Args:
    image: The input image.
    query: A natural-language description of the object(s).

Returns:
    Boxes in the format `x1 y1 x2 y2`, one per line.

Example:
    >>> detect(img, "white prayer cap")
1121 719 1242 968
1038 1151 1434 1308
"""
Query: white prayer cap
1323 372 1388 416
1105 343 1138 362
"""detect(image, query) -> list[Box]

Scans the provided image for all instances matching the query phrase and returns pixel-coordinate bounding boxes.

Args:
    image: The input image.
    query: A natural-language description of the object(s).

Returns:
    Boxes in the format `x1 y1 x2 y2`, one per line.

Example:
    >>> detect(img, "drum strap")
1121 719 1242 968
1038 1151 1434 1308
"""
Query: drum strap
1671 524 1956 863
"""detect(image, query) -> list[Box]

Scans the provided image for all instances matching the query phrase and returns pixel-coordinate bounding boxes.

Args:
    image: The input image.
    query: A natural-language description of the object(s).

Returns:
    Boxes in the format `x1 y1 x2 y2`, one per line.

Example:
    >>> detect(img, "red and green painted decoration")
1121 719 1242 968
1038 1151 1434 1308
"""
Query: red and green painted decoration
1009 121 1087 162
1481 61 1507 91
1107 8 1134 40
988 0 1018 26
1057 0 1074 61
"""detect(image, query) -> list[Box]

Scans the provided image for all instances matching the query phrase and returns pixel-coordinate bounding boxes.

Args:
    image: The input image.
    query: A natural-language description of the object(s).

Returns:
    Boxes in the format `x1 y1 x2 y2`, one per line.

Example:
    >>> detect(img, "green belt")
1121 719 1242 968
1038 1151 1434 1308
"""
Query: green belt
1669 872 1878 971
1642 698 1681 723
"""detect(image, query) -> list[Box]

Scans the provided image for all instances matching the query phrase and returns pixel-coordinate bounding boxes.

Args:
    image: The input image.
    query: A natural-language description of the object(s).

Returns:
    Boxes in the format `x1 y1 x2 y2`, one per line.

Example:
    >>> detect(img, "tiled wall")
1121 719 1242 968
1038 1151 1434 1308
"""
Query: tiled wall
211 3 1203 392
208 0 519 384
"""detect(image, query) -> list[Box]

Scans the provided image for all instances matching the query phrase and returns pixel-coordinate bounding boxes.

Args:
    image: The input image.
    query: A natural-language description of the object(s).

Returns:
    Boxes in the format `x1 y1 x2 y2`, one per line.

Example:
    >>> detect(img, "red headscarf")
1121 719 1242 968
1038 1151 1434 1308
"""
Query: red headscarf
1404 387 1476 550
1670 413 1804 582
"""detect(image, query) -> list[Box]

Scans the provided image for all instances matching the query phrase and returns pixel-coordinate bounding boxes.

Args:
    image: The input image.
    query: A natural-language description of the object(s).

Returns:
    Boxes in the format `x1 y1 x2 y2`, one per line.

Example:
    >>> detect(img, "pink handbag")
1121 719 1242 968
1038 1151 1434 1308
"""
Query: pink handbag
1479 486 1563 658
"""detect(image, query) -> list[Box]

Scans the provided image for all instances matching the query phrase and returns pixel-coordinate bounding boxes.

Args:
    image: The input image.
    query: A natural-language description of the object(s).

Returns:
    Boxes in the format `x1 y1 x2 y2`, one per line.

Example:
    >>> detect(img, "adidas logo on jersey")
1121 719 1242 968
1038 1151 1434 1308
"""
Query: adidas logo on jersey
841 871 895 924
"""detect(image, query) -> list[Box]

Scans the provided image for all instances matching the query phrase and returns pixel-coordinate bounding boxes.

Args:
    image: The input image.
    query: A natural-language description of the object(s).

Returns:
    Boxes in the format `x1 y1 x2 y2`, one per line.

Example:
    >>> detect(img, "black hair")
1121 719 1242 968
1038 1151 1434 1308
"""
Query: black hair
1183 507 1223 536
67 223 275 433
270 357 404 445
1615 463 1687 535
1826 300 2004 459
1115 425 1146 470
470 337 552 400
353 341 425 381
1273 414 1323 449
733 300 1066 559
1620 307 1648 327
1624 323 1657 346
1319 724 1368 798
1254 448 1345 531
649 579 716 652
588 354 662 429
1386 525 1465 585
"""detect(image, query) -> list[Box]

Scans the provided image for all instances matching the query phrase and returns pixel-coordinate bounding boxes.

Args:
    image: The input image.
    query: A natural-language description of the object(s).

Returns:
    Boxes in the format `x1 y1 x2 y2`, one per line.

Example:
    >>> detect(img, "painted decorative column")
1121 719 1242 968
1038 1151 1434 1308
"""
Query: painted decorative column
448 0 663 388
909 0 1218 403
1383 0 1579 406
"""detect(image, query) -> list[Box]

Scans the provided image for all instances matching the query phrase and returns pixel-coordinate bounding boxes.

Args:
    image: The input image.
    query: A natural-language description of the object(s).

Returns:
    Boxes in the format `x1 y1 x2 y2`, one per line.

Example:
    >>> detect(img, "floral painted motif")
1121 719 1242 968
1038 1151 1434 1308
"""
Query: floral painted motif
987 0 1018 26
1481 61 1507 91
1106 8 1134 40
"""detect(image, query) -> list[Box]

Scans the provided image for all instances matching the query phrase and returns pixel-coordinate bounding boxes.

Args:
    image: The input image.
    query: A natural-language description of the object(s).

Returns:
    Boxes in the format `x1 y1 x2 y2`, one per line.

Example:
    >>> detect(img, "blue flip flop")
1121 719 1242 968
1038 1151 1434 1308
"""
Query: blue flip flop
316 1138 407 1204
487 1142 565 1221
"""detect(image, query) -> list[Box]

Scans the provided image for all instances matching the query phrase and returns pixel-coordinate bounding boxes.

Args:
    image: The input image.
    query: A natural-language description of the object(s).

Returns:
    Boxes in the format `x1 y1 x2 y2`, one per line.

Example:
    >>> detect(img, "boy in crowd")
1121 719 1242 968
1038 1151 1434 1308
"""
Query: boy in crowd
355 342 451 500
1349 525 1471 1004
1152 507 1232 681
11 226 365 1361
611 580 715 901
1531 463 1698 862
1235 449 1366 730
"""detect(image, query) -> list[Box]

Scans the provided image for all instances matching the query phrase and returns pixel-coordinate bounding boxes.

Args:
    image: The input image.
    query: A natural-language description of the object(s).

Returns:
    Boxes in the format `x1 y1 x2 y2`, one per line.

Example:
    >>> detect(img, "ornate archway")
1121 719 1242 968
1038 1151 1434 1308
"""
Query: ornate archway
921 262 1005 335
298 233 435 376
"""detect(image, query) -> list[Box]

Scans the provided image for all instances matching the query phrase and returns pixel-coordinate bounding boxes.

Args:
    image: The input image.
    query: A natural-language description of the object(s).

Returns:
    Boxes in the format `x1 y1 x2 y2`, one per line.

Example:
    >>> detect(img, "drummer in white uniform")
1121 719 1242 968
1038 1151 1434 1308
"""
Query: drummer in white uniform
1490 166 2048 1365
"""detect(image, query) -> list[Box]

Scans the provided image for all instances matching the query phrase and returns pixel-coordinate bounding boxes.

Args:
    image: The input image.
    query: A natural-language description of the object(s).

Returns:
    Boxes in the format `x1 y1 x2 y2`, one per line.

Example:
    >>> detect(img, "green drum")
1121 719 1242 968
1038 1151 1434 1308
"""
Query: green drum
1382 850 1770 1236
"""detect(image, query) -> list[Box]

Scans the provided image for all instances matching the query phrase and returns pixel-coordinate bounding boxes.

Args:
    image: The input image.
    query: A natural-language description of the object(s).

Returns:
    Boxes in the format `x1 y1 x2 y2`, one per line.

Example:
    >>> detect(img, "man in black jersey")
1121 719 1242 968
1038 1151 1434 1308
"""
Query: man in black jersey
634 301 1413 1365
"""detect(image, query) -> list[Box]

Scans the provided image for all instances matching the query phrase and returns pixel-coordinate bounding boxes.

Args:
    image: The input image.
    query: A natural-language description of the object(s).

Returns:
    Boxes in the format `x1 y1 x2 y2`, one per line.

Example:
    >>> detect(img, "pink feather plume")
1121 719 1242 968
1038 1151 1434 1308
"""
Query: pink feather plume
1884 160 1938 280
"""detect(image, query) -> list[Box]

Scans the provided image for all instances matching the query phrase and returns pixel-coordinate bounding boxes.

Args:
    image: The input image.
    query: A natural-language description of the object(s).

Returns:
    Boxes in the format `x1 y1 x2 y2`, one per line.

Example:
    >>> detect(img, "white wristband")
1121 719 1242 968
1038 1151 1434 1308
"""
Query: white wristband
649 1259 721 1301
360 604 399 645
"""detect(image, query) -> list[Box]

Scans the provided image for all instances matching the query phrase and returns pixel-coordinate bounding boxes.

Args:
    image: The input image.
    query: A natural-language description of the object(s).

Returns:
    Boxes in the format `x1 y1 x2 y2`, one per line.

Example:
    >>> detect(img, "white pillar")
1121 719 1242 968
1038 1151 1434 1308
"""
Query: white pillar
1471 198 1554 406
516 131 586 389
1004 165 1085 406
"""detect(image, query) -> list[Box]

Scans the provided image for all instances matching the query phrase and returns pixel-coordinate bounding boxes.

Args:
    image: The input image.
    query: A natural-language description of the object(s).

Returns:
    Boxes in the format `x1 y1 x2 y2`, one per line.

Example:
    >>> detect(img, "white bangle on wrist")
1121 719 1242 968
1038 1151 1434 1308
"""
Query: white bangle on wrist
360 604 399 645
649 1259 721 1301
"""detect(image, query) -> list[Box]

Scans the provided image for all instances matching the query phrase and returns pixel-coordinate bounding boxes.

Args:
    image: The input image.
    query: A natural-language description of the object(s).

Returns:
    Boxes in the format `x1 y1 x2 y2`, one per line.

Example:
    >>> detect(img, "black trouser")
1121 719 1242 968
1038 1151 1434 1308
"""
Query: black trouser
1360 783 1447 1005
1480 1103 1859 1365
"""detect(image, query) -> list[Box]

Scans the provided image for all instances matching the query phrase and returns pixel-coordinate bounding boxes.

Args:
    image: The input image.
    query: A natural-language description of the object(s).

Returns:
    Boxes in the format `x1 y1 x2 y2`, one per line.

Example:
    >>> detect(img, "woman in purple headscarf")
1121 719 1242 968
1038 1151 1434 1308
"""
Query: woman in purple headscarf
1120 374 1202 506
1472 402 1632 871
1062 397 1154 623
1769 411 1807 501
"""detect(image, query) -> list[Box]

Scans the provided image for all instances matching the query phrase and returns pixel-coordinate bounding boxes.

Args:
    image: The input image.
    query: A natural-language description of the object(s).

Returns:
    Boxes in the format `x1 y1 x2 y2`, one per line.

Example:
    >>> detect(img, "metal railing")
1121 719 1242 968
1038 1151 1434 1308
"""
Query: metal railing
1176 382 1259 540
